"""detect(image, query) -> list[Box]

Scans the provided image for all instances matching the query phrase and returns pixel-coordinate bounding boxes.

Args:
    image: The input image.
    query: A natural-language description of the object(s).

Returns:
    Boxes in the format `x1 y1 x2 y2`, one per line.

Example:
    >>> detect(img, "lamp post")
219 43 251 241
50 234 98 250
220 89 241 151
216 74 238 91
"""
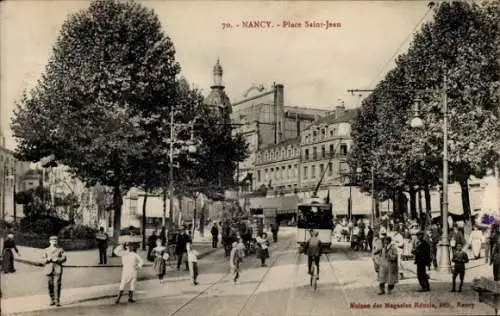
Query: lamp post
410 74 451 273
163 110 198 231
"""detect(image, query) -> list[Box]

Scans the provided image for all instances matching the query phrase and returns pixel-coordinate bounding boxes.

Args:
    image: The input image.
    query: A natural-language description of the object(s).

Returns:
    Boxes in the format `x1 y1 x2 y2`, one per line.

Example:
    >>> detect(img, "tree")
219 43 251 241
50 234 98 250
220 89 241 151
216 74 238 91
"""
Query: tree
11 0 181 243
350 1 499 222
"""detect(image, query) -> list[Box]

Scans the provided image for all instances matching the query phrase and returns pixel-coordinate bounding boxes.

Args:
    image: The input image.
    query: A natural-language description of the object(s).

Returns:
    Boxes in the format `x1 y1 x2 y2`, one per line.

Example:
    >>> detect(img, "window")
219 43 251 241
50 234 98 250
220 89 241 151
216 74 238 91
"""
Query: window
329 144 334 156
321 129 326 140
281 149 285 158
265 152 268 161
312 165 316 178
340 144 348 156
330 130 334 137
294 164 298 177
271 152 275 159
312 147 317 160
257 170 261 182
294 148 298 156
287 149 291 157
328 162 333 176
276 168 280 180
304 149 309 160
303 166 308 179
282 166 286 179
313 130 317 141
321 146 326 159
320 164 324 175
288 165 293 179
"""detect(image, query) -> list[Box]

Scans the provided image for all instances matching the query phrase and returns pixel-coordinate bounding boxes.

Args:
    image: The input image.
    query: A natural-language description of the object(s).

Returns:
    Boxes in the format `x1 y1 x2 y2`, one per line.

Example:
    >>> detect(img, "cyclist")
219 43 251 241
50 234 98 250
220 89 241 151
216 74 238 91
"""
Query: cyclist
305 229 321 280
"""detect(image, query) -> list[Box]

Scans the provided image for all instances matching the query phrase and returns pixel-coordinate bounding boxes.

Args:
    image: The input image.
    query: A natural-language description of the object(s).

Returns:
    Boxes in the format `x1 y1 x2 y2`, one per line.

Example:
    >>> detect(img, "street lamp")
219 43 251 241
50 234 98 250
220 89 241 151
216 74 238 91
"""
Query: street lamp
410 74 451 273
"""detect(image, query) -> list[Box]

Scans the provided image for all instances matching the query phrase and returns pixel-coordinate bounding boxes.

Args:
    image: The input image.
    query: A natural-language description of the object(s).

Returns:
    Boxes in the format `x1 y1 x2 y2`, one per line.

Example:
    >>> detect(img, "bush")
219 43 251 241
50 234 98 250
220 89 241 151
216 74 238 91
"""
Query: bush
20 216 70 235
120 226 141 235
15 232 97 250
59 224 97 239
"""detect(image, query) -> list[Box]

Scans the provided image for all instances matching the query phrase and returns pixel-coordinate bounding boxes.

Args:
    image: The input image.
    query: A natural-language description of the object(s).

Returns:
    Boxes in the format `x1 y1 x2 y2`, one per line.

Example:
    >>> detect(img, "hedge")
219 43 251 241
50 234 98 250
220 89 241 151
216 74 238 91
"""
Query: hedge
15 233 97 251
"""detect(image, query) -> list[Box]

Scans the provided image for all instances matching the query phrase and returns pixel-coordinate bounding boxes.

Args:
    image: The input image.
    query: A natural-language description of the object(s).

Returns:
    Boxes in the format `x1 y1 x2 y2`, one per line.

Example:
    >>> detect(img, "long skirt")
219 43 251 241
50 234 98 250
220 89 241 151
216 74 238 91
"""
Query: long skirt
153 257 166 279
471 239 482 258
2 249 15 273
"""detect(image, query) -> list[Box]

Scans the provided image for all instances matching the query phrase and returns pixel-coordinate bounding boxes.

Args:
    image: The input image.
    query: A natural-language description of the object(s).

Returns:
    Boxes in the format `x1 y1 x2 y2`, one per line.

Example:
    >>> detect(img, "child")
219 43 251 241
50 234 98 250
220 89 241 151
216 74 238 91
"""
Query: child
230 241 244 283
152 238 169 284
113 242 144 303
451 243 469 292
186 242 199 285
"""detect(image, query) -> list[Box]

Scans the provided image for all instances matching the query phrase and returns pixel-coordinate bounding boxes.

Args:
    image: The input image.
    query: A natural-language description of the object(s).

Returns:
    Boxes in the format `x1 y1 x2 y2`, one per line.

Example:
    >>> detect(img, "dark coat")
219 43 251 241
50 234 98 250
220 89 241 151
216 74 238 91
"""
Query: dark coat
378 243 398 284
175 233 190 254
414 239 431 266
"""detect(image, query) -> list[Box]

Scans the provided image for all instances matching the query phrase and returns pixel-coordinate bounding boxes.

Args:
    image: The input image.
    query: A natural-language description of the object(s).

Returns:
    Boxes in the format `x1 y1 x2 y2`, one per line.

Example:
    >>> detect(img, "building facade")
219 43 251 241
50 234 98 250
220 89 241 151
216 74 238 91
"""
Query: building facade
0 131 30 221
230 82 329 190
254 103 358 194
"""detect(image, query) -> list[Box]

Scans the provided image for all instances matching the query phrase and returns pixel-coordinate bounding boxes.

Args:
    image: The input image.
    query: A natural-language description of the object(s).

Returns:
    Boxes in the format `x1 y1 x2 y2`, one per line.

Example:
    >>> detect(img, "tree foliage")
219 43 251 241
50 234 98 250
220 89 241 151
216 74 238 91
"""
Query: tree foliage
349 1 499 220
11 0 248 239
11 0 181 242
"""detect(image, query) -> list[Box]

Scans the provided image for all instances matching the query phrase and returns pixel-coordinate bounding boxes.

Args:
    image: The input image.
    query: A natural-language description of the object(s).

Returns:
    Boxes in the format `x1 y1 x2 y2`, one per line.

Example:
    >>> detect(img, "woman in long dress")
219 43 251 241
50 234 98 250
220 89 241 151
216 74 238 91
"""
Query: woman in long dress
152 238 168 284
402 228 413 261
377 236 399 295
2 234 20 273
469 226 483 259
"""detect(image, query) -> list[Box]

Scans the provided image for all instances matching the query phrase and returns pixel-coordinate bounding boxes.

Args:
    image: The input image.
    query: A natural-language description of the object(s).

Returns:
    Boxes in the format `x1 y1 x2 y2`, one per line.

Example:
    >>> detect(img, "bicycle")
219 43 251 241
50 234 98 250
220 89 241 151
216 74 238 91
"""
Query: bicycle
310 256 319 291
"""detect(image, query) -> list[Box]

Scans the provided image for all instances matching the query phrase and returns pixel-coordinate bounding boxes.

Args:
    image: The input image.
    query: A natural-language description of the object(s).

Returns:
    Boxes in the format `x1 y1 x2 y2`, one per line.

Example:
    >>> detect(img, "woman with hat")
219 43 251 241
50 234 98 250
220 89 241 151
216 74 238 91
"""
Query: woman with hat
2 233 20 273
377 235 399 295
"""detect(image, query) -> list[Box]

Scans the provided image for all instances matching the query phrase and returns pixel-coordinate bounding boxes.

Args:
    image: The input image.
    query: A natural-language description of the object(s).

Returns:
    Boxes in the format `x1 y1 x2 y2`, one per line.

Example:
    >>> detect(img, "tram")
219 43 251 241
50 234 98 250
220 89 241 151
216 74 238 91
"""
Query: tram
296 197 334 251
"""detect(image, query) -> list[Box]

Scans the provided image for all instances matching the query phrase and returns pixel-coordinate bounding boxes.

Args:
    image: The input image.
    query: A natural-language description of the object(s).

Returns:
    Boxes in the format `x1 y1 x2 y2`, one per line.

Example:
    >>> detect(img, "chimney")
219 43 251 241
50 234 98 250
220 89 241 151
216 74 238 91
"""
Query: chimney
335 100 345 118
274 84 285 144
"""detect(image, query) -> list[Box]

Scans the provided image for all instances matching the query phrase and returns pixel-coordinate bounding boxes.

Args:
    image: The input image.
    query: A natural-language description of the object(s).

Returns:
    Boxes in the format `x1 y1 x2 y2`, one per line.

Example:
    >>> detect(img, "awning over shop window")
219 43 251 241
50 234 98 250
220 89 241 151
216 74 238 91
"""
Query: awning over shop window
248 195 300 215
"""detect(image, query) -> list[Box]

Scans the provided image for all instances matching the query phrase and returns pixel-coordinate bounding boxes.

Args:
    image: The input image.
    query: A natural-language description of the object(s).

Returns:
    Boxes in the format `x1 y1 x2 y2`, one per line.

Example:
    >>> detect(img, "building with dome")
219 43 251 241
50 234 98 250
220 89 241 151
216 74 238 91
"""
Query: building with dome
204 58 232 124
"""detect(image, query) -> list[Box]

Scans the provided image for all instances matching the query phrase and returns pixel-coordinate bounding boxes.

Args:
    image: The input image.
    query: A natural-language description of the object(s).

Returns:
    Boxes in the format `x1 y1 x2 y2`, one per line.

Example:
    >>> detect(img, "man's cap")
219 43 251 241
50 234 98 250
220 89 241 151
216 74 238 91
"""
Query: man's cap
49 236 58 241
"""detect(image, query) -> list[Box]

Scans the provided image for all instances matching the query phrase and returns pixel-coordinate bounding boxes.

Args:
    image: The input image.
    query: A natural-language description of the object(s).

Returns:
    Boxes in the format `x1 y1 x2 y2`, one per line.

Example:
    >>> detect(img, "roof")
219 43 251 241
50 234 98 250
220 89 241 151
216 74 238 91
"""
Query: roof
259 137 300 151
307 108 359 127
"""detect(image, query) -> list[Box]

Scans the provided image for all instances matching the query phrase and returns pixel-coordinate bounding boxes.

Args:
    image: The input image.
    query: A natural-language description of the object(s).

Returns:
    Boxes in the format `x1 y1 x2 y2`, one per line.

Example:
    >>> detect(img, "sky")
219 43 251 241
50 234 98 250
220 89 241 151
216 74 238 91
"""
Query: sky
0 0 433 151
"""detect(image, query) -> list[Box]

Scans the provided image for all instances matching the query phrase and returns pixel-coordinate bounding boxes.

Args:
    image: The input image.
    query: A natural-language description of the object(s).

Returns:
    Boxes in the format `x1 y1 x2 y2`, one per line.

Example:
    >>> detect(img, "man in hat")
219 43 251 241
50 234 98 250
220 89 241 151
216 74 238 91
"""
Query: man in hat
413 231 431 292
41 236 67 306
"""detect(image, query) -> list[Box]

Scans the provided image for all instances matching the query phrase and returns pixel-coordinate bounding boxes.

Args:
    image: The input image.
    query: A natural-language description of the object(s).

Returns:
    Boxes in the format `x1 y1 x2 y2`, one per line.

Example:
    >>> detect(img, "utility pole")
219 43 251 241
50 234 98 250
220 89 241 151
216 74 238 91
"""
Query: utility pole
168 109 175 231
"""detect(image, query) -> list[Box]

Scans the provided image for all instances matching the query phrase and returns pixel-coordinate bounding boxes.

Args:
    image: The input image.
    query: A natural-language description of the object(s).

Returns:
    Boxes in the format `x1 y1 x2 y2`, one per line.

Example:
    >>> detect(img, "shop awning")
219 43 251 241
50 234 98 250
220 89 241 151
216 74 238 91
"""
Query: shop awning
249 195 300 215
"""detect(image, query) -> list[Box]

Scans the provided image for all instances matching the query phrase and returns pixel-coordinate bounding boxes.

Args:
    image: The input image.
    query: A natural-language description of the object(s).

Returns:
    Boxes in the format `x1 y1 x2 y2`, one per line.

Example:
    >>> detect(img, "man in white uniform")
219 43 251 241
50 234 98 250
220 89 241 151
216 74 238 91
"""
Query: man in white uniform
114 242 144 304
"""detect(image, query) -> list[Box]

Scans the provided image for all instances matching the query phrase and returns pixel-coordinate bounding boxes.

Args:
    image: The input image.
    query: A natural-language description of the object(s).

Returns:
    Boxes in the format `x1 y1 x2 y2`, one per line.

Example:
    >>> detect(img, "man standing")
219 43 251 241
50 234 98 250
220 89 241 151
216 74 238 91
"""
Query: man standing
96 227 109 264
41 236 67 307
211 223 219 249
271 221 279 243
414 231 431 292
430 224 440 269
175 228 190 271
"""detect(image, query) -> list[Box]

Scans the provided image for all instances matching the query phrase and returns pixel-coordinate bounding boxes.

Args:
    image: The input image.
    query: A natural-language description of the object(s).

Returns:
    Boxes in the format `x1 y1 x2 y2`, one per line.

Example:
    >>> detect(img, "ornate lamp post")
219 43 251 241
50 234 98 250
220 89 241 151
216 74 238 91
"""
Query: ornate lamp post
410 74 451 273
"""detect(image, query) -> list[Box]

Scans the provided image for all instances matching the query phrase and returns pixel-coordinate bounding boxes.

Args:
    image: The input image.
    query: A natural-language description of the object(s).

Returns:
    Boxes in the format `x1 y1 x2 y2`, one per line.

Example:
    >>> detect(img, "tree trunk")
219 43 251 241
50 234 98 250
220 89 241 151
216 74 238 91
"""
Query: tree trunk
141 192 148 250
424 184 431 217
418 189 423 218
375 199 380 218
409 188 417 220
439 185 443 220
112 185 123 247
460 179 471 223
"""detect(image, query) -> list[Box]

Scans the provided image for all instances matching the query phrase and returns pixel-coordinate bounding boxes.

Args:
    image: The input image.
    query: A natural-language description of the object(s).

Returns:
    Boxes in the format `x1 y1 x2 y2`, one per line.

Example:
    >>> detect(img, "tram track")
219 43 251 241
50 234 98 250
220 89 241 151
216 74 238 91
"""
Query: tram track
169 237 296 316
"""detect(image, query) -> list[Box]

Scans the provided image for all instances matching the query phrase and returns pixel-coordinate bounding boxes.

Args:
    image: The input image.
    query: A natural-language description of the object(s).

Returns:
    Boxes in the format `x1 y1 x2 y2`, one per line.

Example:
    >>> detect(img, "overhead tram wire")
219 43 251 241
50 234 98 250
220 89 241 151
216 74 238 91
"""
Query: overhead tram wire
367 4 434 89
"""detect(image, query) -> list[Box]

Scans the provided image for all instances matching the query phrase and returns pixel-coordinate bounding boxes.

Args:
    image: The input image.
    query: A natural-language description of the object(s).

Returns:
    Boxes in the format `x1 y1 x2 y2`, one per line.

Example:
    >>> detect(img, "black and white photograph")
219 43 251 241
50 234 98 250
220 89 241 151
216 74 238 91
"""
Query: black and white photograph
0 0 499 315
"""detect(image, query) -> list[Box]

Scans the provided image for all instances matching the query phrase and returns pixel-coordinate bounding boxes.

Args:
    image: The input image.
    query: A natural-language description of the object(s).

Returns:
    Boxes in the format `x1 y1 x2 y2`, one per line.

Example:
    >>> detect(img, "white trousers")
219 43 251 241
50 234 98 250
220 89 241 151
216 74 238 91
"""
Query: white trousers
119 274 137 291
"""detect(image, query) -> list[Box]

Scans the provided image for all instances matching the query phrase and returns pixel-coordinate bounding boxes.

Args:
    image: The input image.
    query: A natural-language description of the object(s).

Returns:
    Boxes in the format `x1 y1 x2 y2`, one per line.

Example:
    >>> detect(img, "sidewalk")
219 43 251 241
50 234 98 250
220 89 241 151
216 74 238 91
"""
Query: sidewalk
2 232 290 315
15 235 214 268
